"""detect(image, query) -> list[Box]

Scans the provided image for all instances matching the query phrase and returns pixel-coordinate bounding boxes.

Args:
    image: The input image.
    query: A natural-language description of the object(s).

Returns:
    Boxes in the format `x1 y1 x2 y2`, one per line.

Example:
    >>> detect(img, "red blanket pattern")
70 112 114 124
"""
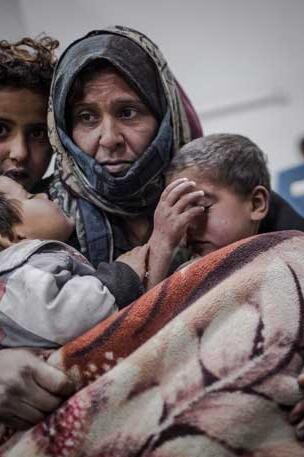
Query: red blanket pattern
1 230 304 456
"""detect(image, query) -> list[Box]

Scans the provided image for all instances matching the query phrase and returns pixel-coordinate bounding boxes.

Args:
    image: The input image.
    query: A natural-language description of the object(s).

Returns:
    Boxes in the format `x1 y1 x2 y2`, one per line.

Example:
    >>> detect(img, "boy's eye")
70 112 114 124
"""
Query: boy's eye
29 127 48 141
203 204 212 213
0 122 9 138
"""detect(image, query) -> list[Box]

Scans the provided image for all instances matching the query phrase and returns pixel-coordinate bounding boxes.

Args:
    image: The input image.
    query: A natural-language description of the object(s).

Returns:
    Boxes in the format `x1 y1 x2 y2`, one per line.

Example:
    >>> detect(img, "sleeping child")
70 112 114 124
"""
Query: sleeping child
0 176 146 348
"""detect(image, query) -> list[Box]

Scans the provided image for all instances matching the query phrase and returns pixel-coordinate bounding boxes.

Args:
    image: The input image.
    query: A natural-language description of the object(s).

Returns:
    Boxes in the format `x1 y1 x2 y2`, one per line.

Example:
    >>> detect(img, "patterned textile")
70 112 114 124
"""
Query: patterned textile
1 230 304 456
48 25 202 264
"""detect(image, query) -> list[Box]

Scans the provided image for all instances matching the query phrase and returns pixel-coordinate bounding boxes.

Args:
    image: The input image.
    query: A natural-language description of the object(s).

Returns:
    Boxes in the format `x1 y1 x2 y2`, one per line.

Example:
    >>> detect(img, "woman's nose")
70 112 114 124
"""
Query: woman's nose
9 134 29 163
98 117 123 151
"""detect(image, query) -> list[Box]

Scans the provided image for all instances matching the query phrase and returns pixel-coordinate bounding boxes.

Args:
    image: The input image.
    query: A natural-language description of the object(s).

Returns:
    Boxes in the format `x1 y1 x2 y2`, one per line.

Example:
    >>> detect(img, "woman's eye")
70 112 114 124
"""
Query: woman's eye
78 111 97 123
119 107 137 120
0 123 9 138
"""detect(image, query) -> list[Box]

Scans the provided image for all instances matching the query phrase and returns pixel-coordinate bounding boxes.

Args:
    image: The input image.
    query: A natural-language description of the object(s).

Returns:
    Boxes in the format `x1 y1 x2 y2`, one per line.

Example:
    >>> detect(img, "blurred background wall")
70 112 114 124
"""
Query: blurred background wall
1 0 304 189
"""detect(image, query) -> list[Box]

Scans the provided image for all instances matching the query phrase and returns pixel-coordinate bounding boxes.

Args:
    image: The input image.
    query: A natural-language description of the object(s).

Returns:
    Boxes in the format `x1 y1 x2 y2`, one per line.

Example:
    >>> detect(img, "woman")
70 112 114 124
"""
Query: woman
0 27 202 432
48 26 202 267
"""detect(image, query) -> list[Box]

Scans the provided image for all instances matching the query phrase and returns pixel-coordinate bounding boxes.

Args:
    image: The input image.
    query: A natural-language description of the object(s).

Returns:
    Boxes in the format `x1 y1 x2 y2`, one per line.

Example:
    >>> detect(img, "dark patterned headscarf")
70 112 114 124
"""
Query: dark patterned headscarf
49 26 202 265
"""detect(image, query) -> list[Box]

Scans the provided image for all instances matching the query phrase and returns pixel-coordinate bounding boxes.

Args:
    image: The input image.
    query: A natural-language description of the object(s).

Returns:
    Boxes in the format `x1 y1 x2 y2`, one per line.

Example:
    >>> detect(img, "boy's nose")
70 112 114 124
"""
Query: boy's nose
9 135 29 163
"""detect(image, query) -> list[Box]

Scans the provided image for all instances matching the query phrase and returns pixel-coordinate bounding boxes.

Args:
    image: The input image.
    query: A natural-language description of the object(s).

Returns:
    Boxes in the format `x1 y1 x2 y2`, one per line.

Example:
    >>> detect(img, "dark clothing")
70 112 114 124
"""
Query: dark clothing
32 175 54 196
260 191 304 233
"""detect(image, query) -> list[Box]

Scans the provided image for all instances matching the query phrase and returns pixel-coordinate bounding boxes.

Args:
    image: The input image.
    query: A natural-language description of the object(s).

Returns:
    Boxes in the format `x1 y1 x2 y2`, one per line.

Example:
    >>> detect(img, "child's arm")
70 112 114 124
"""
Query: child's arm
146 178 205 289
96 244 148 308
0 244 144 347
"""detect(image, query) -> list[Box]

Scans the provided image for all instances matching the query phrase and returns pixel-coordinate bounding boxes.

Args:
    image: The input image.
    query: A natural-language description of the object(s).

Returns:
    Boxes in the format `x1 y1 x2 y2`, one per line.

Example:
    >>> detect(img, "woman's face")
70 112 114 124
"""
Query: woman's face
0 88 52 191
70 68 158 176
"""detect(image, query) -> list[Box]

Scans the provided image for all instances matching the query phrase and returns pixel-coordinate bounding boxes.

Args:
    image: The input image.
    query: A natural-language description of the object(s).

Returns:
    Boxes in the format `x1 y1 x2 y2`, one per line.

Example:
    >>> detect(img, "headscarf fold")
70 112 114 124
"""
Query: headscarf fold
49 26 202 265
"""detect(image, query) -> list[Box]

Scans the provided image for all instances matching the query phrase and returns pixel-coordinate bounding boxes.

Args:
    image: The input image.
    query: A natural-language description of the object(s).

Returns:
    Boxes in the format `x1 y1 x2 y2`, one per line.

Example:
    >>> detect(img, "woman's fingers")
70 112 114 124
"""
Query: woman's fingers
25 379 66 414
0 349 75 430
296 419 304 441
2 415 34 431
298 373 304 388
290 398 304 423
32 358 75 397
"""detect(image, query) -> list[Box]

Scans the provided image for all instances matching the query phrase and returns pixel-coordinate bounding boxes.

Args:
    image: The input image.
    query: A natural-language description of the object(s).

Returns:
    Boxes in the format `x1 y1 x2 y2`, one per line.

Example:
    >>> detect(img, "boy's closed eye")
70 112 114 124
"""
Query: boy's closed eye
203 204 213 213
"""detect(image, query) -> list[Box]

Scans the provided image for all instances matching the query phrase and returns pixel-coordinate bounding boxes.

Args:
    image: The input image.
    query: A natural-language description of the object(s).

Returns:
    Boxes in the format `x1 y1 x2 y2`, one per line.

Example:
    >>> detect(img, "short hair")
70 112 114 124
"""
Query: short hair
0 192 22 241
168 134 271 195
0 36 59 96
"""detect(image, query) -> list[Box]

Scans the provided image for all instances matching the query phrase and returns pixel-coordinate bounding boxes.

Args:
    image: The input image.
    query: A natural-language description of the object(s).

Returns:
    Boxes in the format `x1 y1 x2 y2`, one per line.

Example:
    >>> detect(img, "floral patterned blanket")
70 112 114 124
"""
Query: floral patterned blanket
1 230 304 456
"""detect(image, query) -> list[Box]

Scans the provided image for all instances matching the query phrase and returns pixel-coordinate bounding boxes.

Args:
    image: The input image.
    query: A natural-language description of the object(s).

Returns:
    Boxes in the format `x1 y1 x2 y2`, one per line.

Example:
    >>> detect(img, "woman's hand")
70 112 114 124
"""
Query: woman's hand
290 373 304 440
0 348 75 430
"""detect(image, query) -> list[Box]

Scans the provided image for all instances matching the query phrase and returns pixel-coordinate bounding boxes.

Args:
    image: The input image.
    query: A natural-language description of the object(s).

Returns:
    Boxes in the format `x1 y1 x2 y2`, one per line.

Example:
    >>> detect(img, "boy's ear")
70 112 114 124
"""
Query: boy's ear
250 185 270 221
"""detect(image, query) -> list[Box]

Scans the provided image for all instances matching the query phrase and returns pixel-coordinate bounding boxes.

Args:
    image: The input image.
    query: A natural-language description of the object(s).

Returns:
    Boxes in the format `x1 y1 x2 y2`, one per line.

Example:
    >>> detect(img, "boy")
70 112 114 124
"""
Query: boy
0 176 146 348
146 133 271 288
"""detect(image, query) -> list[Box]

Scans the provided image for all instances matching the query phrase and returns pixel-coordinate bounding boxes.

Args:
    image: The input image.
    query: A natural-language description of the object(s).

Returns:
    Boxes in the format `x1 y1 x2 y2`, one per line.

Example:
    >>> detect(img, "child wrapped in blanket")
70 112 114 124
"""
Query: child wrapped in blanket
145 133 271 288
0 176 147 348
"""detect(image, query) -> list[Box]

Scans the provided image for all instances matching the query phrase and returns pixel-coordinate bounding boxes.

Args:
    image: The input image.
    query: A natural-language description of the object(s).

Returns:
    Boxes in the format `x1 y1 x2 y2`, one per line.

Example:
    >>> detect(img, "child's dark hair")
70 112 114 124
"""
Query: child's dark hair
168 134 271 196
0 36 59 96
0 192 22 241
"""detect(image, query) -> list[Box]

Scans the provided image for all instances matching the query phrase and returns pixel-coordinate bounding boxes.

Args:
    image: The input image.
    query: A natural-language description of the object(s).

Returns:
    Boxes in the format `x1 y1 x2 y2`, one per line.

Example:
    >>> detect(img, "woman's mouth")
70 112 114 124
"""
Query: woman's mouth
101 161 134 176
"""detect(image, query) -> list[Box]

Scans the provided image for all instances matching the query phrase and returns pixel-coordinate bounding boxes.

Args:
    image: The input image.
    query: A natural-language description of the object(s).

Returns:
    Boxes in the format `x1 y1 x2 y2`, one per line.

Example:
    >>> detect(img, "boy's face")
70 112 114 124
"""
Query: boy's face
0 176 74 243
0 88 52 191
167 167 262 257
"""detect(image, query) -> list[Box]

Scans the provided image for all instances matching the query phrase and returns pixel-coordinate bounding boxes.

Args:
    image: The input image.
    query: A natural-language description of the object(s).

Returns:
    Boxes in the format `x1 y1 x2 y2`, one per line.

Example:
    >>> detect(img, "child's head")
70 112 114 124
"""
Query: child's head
167 134 271 257
0 176 74 248
0 36 59 191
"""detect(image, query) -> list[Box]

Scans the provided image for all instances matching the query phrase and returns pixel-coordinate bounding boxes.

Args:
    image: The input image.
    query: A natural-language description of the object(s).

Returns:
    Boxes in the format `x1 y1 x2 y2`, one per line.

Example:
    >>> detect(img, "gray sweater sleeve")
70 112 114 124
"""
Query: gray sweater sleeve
0 247 118 347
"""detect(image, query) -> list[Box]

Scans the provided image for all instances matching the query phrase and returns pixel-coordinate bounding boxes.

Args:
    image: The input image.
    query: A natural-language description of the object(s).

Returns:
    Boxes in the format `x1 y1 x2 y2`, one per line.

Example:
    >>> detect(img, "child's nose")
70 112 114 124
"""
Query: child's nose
9 135 29 163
